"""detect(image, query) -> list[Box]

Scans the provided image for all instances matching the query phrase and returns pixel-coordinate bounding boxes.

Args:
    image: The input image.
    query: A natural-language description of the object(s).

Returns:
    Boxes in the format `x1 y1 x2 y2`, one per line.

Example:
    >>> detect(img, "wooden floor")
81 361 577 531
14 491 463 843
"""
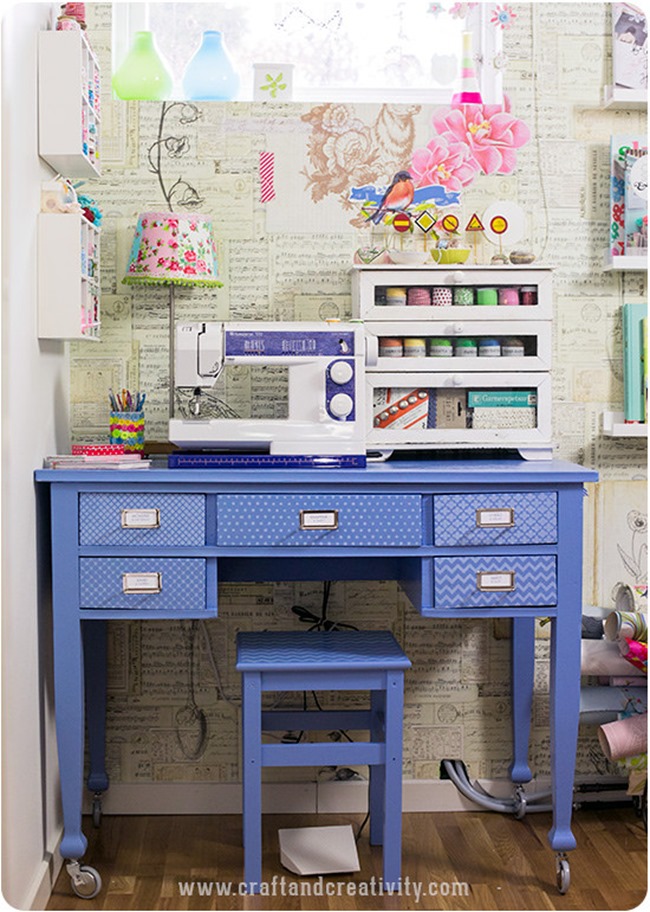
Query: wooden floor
47 808 646 911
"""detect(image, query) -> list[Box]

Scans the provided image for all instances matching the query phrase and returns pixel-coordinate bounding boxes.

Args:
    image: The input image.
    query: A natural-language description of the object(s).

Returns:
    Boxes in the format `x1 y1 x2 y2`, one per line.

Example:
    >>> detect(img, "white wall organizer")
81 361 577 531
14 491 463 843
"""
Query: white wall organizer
38 213 101 340
38 30 101 178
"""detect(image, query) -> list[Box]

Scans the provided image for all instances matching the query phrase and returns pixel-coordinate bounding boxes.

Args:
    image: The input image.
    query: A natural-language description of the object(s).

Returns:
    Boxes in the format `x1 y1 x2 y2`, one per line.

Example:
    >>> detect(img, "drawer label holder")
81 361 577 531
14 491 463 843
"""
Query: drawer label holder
477 571 516 592
122 572 162 594
121 508 161 529
299 510 339 530
476 508 515 528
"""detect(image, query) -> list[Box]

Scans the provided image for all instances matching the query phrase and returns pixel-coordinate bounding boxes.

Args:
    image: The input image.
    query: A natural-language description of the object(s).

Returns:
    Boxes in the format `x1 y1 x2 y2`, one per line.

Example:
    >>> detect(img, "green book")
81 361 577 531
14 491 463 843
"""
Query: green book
623 303 647 422
467 390 537 408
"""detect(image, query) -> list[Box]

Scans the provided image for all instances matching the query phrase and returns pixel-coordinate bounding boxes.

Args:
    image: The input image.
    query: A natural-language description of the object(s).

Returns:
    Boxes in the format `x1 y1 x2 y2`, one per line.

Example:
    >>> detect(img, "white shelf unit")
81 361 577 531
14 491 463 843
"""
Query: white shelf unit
603 250 648 271
351 266 553 459
603 85 648 109
38 30 101 178
602 411 648 438
38 214 101 340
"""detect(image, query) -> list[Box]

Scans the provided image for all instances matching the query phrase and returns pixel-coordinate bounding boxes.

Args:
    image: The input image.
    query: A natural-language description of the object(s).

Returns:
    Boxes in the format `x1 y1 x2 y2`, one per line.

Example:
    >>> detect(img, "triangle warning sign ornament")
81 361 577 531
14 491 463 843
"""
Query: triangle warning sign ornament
465 213 485 232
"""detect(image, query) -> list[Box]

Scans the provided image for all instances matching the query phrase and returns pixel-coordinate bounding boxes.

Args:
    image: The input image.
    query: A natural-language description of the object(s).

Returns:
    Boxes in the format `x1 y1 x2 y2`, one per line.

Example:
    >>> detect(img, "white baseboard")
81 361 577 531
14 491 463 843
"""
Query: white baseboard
83 777 562 816
26 842 64 911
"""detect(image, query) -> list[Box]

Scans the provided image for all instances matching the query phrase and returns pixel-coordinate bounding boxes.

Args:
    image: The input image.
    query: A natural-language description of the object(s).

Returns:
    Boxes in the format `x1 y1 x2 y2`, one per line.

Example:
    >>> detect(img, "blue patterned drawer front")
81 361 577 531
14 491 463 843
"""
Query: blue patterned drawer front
79 493 206 545
433 492 557 546
434 555 557 609
79 558 207 610
217 494 421 547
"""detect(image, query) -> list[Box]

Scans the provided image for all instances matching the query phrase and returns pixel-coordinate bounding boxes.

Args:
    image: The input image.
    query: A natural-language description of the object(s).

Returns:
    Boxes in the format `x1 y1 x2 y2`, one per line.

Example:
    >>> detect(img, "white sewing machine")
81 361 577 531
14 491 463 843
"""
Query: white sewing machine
168 322 366 456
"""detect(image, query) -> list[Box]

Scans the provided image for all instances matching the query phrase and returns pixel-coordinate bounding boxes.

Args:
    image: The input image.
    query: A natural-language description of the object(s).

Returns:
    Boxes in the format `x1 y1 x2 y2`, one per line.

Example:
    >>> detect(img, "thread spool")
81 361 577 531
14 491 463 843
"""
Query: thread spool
428 338 453 357
379 338 403 357
403 338 426 357
478 338 501 357
502 338 525 357
454 338 478 357
476 288 498 306
453 287 474 306
386 287 407 306
498 287 520 306
520 286 537 306
431 287 453 307
406 287 431 306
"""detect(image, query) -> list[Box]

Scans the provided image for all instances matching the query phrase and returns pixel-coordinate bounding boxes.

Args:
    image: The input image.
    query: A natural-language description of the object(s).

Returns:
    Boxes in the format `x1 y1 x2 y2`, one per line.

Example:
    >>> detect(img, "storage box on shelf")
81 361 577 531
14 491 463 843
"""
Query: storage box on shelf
38 30 101 178
38 213 101 340
351 266 553 459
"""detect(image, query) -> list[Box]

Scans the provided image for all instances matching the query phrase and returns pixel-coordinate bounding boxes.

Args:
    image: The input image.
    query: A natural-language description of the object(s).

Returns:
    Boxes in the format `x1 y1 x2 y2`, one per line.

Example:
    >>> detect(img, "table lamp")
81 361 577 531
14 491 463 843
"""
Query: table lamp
122 212 222 417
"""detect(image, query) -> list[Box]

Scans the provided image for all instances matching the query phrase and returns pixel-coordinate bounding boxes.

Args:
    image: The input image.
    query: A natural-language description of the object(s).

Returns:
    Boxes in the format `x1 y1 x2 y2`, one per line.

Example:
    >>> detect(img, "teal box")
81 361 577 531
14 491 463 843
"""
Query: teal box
467 390 537 408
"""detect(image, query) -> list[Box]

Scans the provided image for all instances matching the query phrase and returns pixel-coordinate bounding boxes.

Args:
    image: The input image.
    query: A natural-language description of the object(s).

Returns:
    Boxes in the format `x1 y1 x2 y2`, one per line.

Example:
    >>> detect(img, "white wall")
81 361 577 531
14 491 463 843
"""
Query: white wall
1 4 71 908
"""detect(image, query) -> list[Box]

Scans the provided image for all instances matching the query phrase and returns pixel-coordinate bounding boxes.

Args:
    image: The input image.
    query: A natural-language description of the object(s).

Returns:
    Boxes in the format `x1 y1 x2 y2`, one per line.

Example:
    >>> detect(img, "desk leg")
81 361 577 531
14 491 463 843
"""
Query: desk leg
509 617 534 784
83 620 109 816
547 610 579 853
242 672 262 893
369 690 385 846
53 614 88 861
548 486 584 856
382 671 404 890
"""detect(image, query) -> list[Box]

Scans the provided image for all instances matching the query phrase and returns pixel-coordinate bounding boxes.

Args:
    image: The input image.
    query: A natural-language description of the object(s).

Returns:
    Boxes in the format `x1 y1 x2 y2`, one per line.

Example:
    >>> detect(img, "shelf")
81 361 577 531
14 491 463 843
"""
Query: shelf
603 85 647 109
602 411 648 438
602 250 648 271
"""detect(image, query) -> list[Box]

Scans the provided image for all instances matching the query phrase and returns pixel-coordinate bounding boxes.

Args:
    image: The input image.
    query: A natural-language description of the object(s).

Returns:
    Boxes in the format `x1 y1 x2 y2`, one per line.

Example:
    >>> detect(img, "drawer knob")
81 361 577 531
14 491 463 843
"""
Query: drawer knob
121 508 160 529
122 572 162 593
299 510 339 530
477 571 515 592
476 508 515 528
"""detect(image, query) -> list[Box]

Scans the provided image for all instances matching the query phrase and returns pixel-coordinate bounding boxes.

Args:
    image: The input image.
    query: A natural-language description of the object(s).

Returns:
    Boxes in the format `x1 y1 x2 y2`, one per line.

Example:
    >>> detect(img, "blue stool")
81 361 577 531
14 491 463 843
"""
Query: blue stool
236 630 411 891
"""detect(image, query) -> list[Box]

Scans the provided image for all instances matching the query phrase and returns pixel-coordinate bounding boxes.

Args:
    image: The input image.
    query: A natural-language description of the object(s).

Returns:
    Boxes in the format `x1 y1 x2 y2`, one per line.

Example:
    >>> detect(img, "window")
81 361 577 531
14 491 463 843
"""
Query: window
113 2 502 104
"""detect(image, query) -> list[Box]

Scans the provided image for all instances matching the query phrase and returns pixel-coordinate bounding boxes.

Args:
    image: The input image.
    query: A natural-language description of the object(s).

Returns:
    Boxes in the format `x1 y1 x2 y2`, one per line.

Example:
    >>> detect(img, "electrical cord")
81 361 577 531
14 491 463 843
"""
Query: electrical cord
175 620 208 760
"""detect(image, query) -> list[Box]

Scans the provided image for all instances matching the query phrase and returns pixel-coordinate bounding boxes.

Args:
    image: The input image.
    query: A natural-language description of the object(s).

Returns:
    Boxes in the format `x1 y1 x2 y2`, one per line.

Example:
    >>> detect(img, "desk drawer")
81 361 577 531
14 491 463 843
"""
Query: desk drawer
79 558 208 611
79 494 205 546
433 492 557 546
216 494 422 547
433 555 557 609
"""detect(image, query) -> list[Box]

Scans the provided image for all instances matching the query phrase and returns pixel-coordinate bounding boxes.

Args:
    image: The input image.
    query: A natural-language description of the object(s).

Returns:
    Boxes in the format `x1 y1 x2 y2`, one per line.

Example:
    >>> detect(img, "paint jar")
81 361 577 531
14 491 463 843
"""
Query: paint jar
502 338 525 357
454 338 478 357
478 338 501 357
386 287 407 306
403 338 427 357
476 288 498 306
428 338 453 357
375 287 388 306
406 286 431 306
453 287 474 306
431 287 453 306
379 338 403 357
498 287 520 306
520 285 537 306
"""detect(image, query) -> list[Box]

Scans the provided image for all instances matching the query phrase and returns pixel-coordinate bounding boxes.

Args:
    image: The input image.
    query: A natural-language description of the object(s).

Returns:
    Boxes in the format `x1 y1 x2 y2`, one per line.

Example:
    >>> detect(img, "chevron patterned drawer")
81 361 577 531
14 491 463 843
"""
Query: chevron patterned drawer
79 493 206 545
433 492 557 546
433 555 557 609
216 494 422 547
79 558 207 611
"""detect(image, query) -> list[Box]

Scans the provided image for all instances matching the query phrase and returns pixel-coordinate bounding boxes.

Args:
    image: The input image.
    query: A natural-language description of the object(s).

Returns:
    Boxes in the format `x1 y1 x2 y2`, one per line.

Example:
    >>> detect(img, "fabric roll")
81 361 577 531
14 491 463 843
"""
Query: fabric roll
619 638 648 674
604 609 647 643
581 639 644 675
598 712 648 761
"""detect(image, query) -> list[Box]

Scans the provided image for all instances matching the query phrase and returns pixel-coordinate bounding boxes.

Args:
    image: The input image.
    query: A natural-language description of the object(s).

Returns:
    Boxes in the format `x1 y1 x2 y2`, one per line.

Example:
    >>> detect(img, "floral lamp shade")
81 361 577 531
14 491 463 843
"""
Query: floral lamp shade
123 212 222 286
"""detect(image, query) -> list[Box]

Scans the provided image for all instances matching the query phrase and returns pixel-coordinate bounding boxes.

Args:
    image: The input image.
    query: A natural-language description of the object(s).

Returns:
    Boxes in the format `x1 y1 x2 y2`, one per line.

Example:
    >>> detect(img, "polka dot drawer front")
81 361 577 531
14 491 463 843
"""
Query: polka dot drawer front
216 494 422 547
79 558 208 611
79 493 206 546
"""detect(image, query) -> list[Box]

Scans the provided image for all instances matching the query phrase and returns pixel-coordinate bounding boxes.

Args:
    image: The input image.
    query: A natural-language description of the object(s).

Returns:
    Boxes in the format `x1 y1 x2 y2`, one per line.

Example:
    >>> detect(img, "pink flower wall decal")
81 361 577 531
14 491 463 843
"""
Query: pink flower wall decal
410 134 480 190
491 4 517 29
432 95 531 175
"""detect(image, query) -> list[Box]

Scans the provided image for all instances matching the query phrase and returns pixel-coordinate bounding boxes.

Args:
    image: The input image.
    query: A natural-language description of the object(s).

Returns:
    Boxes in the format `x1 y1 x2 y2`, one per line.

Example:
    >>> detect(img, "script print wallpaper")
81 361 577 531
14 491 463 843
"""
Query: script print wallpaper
76 3 647 788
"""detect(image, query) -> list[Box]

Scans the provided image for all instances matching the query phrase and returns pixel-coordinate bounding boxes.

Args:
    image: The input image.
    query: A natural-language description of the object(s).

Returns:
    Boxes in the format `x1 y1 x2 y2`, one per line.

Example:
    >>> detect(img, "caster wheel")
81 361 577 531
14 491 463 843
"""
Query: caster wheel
555 855 570 895
92 797 102 828
514 790 527 820
70 865 102 899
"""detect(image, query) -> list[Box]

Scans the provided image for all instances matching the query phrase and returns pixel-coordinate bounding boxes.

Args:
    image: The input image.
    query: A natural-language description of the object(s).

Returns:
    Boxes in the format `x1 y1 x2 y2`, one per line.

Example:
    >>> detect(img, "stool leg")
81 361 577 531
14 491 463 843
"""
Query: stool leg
242 671 262 893
382 671 404 889
369 690 385 846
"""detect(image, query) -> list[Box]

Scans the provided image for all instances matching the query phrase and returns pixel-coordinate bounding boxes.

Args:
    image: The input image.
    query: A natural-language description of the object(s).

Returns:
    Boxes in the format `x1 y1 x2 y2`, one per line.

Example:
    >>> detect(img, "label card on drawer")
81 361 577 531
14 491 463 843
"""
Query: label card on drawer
122 572 162 593
476 508 514 528
477 571 516 591
299 510 339 530
121 508 160 529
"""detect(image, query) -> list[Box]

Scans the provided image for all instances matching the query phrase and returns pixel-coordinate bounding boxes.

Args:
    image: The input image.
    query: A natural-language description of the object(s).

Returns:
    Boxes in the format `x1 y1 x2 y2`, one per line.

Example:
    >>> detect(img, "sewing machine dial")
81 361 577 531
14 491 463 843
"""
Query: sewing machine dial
329 360 354 385
326 359 355 420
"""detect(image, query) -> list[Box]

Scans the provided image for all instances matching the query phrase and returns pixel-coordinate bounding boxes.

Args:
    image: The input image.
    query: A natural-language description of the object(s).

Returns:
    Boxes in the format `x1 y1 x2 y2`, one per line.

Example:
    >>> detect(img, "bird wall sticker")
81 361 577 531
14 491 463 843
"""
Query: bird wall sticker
368 170 415 224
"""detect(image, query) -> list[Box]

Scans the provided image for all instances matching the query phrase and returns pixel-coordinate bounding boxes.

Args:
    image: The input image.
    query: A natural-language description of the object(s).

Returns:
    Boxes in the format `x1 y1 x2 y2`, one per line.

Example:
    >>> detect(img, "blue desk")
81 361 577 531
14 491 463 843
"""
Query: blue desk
36 459 596 894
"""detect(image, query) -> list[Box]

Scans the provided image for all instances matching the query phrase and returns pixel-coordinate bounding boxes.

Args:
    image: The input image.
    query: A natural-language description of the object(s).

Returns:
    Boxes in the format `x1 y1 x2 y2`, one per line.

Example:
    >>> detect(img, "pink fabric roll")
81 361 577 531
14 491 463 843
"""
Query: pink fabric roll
598 712 647 761
581 639 640 675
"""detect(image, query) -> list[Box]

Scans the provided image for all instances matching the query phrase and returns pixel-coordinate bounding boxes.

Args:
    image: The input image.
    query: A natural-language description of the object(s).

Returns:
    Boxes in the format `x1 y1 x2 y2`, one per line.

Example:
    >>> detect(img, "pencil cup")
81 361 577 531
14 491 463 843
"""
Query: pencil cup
110 411 144 452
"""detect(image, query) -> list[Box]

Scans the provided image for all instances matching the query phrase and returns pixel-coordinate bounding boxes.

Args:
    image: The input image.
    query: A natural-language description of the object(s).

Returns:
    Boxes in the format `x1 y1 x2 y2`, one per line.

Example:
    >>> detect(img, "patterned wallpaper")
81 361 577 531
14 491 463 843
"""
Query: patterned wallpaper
76 3 646 788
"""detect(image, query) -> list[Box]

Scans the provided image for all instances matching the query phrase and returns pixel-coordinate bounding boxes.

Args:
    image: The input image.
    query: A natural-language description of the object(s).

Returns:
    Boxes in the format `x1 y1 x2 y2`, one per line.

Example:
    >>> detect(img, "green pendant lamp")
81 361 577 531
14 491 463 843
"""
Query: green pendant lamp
112 31 173 101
